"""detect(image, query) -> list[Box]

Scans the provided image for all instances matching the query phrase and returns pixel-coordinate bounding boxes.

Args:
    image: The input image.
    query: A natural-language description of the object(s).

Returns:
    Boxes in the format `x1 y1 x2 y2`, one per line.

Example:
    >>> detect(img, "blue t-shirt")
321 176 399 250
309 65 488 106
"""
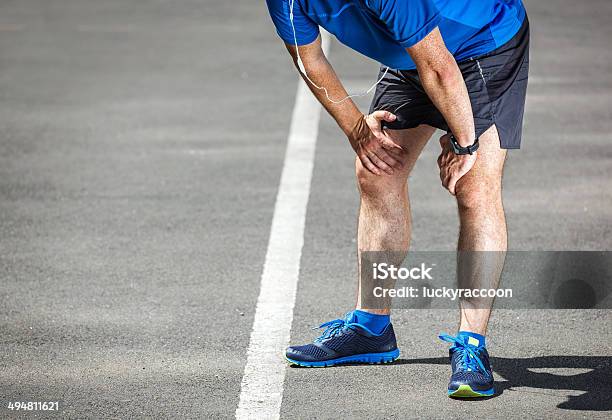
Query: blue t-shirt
266 0 526 70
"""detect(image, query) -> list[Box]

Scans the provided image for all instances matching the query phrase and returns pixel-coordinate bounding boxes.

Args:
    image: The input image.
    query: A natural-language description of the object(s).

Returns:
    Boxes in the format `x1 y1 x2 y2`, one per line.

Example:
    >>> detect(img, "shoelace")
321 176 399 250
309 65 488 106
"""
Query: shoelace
439 334 487 374
313 313 353 343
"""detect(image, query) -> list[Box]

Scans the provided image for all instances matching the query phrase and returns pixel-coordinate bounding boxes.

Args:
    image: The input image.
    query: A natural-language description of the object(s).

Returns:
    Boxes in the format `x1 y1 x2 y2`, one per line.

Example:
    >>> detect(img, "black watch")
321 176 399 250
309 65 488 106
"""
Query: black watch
449 134 479 155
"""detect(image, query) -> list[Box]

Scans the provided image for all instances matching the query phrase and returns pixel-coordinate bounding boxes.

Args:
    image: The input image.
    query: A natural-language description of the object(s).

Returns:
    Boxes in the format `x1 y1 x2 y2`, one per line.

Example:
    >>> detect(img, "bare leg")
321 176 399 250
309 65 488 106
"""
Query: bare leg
355 125 436 315
454 125 508 335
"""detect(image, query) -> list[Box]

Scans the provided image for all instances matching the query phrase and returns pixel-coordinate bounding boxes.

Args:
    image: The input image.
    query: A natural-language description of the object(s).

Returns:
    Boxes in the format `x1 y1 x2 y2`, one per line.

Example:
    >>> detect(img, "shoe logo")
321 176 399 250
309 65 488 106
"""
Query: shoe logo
467 337 480 347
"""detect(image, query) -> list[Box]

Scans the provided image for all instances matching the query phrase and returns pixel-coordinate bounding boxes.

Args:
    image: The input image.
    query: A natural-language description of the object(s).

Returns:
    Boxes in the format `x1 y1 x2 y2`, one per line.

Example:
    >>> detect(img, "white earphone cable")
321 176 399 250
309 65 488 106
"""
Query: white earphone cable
289 0 389 105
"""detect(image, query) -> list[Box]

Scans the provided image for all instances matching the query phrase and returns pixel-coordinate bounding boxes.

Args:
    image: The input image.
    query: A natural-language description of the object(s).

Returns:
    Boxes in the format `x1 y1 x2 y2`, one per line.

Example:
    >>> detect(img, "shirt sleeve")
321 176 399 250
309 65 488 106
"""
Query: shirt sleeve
265 0 320 46
367 0 441 48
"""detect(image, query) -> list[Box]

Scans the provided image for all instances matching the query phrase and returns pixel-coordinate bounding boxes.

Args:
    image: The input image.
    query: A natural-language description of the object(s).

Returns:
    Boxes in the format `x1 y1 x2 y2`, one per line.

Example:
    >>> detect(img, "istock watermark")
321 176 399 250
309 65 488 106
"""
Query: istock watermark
372 263 434 280
359 251 612 309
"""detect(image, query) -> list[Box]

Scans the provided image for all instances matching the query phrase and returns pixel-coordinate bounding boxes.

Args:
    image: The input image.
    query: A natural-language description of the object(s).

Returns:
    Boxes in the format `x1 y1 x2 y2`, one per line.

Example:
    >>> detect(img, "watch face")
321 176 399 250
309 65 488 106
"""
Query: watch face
450 136 462 154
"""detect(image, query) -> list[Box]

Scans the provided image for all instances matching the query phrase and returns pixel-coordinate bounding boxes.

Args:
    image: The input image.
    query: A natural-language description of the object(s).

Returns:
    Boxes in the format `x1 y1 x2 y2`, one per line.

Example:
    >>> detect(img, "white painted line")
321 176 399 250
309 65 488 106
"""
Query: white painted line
235 33 331 420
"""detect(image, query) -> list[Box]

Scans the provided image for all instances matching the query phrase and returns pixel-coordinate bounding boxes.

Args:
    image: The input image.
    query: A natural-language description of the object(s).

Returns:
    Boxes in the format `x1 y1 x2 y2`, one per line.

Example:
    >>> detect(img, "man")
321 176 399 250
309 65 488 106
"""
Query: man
265 0 529 398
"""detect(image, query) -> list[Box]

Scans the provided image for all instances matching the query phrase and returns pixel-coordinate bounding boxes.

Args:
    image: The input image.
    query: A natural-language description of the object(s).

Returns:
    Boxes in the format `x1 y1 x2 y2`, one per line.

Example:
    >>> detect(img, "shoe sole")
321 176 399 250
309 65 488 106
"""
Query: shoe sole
285 349 400 367
448 384 495 398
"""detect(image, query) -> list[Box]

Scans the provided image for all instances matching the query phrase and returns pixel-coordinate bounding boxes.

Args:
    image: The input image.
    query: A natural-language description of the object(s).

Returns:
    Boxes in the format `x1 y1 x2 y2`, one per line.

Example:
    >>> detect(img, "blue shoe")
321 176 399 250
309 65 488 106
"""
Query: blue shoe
439 333 495 398
285 312 399 367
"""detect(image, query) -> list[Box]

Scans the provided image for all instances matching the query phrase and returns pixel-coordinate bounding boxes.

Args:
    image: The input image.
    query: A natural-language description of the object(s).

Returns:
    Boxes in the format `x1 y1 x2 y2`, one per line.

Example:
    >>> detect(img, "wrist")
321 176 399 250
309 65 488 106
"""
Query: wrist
449 134 479 155
454 132 477 148
346 113 367 141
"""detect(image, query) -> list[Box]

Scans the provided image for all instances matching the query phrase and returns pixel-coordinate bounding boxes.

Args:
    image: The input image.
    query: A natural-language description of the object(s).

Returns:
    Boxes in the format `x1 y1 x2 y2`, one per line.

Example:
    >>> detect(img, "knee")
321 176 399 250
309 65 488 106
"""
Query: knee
355 158 404 198
355 159 378 196
455 180 501 212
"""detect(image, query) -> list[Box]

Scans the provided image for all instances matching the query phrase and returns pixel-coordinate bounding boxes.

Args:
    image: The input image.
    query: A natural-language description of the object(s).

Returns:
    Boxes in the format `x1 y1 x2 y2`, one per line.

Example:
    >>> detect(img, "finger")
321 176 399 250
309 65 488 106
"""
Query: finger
437 147 451 168
439 168 446 184
371 110 397 123
368 151 394 175
376 148 401 169
361 154 381 176
449 163 474 194
380 137 404 152
386 147 405 162
447 175 458 195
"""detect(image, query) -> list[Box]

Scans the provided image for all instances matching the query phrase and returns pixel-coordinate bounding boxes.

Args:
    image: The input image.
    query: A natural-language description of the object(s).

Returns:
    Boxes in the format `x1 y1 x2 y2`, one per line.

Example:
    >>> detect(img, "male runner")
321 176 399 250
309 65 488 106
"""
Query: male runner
265 0 529 397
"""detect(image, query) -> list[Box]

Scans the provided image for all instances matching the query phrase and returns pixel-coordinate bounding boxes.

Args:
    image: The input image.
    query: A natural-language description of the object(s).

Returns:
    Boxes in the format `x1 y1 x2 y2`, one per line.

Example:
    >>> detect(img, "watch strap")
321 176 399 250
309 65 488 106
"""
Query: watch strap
449 134 479 155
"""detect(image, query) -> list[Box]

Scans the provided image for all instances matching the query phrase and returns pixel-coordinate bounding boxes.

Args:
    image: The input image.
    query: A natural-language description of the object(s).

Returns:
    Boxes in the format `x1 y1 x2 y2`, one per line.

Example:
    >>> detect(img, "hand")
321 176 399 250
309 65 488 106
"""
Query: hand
348 111 404 175
437 133 477 195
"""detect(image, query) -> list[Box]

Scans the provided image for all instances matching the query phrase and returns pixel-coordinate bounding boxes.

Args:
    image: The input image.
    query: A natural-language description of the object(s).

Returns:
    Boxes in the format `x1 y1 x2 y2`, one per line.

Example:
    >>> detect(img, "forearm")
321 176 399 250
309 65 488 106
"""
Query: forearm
285 41 362 138
419 62 476 147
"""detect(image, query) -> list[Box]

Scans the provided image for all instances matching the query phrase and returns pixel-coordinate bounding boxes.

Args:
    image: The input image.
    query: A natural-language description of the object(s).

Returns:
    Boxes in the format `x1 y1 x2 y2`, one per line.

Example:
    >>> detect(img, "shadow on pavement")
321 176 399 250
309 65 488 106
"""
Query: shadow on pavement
395 356 612 411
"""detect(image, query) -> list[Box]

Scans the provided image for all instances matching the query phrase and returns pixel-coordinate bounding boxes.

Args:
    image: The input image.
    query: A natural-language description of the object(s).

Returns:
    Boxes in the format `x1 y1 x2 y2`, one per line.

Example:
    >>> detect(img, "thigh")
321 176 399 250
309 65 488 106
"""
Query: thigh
355 124 436 191
456 125 507 194
384 124 437 174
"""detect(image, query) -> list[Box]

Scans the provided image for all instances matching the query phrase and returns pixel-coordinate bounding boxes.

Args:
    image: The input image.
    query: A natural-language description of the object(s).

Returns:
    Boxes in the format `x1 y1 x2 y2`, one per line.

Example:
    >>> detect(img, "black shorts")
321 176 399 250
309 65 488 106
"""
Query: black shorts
369 17 530 149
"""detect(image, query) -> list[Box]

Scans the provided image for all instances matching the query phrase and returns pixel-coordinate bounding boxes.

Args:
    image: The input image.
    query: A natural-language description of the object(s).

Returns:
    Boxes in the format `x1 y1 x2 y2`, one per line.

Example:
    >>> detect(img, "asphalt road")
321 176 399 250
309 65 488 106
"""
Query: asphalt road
1 0 611 418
